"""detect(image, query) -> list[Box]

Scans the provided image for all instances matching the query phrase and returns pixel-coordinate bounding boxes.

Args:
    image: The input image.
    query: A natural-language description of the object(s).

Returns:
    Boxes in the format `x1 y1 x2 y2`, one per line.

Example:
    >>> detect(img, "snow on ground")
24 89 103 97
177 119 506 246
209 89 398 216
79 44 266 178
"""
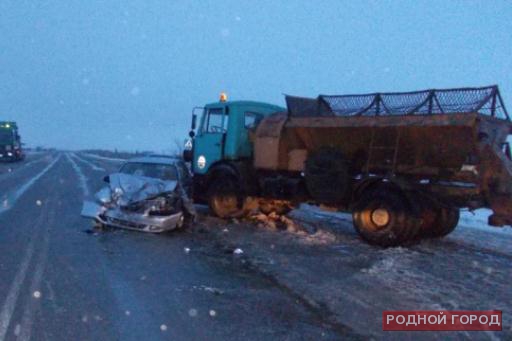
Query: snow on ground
460 209 512 235
203 202 512 339
65 153 89 196
0 155 60 214
80 153 126 162
23 150 47 155
0 158 46 179
70 153 106 172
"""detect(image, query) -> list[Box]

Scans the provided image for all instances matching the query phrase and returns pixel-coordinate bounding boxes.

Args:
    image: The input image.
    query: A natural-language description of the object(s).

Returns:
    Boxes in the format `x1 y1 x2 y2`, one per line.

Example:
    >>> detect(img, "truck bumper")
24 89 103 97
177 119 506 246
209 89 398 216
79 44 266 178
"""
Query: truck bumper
0 153 18 162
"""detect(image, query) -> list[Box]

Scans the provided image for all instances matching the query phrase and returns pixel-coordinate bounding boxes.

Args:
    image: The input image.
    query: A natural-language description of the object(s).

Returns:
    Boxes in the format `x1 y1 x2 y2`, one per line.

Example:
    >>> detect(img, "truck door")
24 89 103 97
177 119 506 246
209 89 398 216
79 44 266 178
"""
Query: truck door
193 107 228 174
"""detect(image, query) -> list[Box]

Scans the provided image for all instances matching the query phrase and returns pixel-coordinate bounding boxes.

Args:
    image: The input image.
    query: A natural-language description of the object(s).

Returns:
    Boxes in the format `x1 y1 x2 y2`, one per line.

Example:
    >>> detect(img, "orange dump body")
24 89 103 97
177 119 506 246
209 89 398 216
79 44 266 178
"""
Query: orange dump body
254 86 512 226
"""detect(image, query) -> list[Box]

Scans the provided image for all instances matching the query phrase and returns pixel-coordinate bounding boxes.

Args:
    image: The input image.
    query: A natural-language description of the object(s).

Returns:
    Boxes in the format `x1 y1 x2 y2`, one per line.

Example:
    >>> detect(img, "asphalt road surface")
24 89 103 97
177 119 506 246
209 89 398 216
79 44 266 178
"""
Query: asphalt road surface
0 151 510 340
0 152 350 341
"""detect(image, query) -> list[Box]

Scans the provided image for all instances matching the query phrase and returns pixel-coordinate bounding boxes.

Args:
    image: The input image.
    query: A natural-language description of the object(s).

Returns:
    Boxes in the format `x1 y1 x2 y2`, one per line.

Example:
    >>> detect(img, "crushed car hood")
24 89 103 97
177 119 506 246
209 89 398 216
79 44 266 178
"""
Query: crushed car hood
106 173 177 206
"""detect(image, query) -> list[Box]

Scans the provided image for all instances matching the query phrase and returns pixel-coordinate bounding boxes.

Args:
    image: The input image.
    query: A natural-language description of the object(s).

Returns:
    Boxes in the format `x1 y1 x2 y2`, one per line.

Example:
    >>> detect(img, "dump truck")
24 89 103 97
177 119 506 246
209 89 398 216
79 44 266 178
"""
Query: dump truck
184 86 512 246
0 121 24 162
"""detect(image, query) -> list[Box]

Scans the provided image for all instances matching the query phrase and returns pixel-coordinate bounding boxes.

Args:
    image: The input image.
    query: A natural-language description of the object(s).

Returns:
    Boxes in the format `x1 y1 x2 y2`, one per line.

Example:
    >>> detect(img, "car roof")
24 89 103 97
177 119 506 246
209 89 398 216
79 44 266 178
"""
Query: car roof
125 155 183 166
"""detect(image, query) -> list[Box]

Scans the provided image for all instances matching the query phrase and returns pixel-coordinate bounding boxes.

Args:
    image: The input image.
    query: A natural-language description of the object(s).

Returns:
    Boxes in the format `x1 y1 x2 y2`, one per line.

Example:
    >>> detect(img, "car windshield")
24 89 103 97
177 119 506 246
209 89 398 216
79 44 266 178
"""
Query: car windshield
119 162 178 181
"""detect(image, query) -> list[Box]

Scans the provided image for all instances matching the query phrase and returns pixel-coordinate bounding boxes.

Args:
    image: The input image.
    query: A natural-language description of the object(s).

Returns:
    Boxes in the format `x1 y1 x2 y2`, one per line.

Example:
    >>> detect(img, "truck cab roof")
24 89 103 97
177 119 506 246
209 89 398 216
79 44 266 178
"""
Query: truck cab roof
0 122 18 129
204 100 285 113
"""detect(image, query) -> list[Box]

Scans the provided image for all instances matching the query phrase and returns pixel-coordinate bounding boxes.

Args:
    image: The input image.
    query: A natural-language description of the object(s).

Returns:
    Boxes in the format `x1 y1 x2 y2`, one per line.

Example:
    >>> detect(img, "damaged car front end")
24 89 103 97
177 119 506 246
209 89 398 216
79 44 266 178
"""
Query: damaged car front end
81 157 196 233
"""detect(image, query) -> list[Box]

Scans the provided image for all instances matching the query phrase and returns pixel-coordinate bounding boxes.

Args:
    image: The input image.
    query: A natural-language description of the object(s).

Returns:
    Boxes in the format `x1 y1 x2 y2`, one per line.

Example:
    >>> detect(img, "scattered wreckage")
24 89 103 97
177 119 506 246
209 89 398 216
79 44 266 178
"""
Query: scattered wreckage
81 156 196 233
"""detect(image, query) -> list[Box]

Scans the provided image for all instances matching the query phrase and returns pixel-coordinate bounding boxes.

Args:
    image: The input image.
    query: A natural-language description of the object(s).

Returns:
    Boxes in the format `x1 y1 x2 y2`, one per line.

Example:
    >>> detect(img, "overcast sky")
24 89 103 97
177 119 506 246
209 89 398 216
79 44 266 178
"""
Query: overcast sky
0 0 511 151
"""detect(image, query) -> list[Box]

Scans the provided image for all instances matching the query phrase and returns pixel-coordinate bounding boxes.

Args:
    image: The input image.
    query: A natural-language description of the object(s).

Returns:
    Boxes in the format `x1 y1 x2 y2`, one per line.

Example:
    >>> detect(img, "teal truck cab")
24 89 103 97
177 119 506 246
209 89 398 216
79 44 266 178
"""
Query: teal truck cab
184 94 284 210
0 121 24 162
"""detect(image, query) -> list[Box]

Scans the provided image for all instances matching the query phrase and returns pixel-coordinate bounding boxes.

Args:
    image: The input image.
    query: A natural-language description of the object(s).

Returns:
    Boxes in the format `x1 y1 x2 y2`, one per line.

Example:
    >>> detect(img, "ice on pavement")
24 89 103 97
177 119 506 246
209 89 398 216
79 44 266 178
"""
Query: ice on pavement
0 155 60 214
13 324 20 337
70 153 106 172
65 153 90 196
81 152 126 162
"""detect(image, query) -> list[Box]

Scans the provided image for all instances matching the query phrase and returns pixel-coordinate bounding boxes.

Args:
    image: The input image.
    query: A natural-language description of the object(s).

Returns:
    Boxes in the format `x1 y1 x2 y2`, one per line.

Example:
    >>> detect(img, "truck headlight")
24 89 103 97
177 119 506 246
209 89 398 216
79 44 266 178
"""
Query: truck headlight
197 155 206 169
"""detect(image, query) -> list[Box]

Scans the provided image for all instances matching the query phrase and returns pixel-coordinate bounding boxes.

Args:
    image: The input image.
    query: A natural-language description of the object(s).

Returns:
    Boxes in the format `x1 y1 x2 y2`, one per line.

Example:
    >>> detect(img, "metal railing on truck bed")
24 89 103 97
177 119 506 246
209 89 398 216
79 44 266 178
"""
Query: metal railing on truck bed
286 85 510 120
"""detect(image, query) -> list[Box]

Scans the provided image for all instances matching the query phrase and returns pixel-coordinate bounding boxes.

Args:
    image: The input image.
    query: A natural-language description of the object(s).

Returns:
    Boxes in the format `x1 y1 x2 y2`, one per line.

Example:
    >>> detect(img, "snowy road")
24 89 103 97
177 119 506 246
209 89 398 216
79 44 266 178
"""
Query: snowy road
0 152 346 340
0 151 510 340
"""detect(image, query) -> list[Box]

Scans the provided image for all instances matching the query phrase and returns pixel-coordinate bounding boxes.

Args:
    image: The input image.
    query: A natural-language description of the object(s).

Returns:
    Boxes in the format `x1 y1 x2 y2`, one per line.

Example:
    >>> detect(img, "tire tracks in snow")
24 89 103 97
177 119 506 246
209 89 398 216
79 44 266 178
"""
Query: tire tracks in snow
0 229 38 341
81 153 125 163
0 156 60 341
17 198 55 341
70 153 106 172
13 153 93 340
0 154 61 215
0 157 48 182
65 153 90 197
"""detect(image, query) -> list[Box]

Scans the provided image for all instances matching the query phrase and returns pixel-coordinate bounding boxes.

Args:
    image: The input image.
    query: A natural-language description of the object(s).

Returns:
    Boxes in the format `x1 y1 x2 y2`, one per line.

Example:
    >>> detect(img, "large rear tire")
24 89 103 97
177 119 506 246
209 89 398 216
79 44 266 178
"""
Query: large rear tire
352 190 420 247
427 206 460 238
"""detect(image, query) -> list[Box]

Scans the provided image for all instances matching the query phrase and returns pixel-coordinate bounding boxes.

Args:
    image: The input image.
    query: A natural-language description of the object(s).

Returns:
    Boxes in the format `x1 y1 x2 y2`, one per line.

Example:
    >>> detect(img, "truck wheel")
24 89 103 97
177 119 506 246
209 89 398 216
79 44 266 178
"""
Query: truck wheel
427 206 460 238
352 190 419 246
207 177 245 218
410 194 439 238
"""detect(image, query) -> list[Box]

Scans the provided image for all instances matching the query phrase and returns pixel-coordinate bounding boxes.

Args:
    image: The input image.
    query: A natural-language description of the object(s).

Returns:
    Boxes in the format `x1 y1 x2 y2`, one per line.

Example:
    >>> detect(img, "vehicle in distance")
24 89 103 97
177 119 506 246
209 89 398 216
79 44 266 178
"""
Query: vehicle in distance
0 121 24 162
184 86 512 246
81 156 196 233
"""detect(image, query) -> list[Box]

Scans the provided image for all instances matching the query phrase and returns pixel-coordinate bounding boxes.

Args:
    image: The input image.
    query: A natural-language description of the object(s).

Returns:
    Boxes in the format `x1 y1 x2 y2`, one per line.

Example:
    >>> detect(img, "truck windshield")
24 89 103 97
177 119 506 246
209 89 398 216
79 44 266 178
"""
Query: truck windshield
0 130 13 144
203 108 227 134
119 162 178 181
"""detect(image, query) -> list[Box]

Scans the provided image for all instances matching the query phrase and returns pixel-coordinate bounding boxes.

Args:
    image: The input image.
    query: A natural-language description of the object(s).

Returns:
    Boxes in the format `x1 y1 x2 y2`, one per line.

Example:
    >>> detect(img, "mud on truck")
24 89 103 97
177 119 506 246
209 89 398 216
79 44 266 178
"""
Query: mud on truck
0 121 24 162
184 86 512 247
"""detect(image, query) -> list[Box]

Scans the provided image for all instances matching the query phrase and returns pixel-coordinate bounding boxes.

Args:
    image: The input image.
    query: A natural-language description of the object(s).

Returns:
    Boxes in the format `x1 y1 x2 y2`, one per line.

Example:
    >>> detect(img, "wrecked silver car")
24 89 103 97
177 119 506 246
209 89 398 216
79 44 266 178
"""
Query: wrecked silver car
81 156 196 233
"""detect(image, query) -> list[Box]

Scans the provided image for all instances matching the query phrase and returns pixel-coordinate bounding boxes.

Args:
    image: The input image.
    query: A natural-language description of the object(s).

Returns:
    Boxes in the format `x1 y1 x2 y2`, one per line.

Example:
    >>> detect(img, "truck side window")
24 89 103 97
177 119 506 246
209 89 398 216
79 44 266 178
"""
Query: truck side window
204 109 227 134
244 112 263 130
